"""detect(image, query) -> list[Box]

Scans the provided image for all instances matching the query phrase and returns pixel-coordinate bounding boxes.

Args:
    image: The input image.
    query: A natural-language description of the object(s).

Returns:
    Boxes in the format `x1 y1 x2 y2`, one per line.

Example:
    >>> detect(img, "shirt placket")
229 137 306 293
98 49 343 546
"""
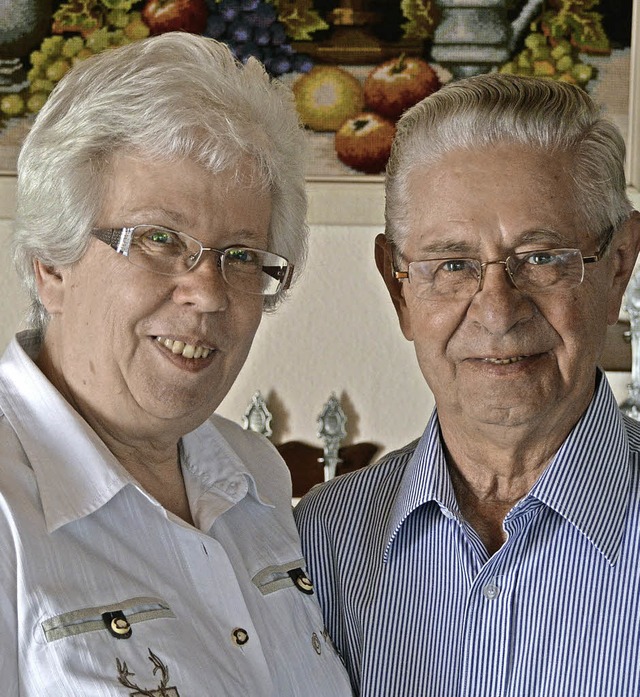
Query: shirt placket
455 502 541 697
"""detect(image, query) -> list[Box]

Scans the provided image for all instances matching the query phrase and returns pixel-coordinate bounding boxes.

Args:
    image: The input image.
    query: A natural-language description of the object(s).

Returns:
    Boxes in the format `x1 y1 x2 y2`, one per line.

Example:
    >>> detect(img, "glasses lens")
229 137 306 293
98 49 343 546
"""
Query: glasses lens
409 258 481 299
222 247 290 296
128 226 201 275
510 249 584 293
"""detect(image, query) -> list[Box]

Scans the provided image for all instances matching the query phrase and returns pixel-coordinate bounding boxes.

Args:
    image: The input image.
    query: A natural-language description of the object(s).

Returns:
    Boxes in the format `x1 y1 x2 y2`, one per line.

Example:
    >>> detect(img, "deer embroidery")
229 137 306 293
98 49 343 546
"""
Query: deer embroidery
116 649 180 697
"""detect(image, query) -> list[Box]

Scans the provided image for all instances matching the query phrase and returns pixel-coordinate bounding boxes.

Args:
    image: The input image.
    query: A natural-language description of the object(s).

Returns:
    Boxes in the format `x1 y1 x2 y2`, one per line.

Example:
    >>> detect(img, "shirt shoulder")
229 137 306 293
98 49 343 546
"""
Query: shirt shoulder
623 412 640 455
208 413 293 503
295 438 419 532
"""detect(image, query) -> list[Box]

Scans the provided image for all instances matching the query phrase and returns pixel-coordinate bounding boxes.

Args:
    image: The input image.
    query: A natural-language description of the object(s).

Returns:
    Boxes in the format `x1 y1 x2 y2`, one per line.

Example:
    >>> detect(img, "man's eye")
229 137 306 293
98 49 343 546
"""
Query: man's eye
525 251 558 265
439 259 473 273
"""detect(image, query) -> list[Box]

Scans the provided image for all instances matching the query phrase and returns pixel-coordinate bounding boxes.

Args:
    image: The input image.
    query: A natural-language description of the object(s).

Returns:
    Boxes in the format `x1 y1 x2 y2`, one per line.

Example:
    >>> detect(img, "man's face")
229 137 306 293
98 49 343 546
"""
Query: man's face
380 144 637 439
36 152 271 440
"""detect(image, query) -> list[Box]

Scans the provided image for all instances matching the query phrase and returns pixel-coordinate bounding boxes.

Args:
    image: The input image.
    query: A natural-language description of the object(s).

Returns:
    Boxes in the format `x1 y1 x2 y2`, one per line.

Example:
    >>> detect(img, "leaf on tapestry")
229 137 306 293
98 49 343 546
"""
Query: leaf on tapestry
400 0 438 41
271 0 329 41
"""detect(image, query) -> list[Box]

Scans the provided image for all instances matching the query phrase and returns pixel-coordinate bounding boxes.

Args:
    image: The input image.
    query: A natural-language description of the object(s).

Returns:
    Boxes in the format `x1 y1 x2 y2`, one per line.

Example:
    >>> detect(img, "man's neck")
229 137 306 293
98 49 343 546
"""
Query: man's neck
439 418 561 556
446 455 548 556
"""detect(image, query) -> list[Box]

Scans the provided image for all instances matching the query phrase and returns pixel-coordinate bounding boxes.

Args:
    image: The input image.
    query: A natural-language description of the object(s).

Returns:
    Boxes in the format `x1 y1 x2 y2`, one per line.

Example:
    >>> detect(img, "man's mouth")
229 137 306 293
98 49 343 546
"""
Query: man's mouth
481 355 529 365
155 336 213 359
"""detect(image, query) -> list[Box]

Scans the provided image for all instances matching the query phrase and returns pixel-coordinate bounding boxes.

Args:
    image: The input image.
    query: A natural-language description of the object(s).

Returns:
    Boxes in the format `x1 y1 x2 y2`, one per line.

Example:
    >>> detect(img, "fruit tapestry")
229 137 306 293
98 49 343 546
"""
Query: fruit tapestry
0 0 633 178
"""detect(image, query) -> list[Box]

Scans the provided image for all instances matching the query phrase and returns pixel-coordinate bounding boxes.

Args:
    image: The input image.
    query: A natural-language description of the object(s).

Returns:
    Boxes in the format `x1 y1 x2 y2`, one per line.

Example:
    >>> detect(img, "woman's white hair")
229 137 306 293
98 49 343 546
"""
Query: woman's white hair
385 72 632 253
14 31 308 334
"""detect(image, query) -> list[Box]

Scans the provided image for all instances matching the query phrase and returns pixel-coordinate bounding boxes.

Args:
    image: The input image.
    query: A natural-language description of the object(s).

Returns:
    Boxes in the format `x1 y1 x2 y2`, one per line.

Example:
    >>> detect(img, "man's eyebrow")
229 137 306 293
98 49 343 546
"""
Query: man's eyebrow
414 229 570 257
518 228 569 246
415 240 478 257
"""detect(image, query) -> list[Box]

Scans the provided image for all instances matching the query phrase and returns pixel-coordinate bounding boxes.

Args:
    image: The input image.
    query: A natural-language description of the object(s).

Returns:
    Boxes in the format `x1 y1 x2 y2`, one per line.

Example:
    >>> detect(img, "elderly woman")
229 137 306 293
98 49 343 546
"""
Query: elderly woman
0 32 352 695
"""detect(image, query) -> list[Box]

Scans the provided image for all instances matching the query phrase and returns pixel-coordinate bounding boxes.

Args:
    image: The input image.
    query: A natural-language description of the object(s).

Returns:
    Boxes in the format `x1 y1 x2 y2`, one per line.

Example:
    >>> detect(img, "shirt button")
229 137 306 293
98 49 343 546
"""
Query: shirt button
231 627 249 646
288 568 314 594
483 583 500 600
102 610 132 639
311 632 322 655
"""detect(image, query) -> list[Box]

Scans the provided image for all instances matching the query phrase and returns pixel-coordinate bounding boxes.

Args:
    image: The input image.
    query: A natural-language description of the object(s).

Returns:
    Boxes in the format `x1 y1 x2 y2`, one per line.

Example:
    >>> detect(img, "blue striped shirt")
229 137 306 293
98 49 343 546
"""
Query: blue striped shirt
295 374 640 696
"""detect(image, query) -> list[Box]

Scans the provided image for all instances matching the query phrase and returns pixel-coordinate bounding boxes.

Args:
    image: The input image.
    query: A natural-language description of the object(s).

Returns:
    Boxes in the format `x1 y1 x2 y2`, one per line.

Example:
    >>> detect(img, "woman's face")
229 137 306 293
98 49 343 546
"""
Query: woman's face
36 152 272 445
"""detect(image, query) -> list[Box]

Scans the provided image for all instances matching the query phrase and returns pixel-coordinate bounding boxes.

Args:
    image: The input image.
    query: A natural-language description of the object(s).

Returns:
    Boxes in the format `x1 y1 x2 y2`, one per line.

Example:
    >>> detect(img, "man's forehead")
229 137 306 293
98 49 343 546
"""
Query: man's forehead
401 147 581 250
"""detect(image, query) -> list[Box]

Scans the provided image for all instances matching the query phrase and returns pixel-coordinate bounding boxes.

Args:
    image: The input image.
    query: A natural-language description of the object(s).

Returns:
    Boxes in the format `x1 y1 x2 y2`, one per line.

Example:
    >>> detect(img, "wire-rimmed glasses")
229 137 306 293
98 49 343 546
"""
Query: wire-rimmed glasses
393 228 614 302
92 225 293 297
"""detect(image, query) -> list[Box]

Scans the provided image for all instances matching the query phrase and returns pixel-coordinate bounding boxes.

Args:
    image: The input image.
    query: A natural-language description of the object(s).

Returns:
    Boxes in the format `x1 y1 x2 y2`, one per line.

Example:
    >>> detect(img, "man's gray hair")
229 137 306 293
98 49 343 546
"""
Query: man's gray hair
14 31 308 334
385 72 632 253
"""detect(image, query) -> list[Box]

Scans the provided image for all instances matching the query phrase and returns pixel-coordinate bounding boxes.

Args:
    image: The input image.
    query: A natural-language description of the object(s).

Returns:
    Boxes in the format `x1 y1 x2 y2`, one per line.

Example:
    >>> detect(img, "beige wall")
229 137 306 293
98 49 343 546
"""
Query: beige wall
0 176 636 457
0 179 27 344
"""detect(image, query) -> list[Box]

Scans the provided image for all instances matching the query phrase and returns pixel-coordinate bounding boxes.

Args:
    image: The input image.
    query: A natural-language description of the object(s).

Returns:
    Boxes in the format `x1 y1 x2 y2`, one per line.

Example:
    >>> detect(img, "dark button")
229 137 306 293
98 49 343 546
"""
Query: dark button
288 568 314 595
102 610 132 639
231 627 249 646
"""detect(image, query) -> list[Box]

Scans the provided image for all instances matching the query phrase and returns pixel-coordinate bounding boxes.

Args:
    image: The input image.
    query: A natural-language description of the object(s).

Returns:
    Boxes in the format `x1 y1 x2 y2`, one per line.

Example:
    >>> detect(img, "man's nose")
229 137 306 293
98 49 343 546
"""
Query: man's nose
467 261 534 333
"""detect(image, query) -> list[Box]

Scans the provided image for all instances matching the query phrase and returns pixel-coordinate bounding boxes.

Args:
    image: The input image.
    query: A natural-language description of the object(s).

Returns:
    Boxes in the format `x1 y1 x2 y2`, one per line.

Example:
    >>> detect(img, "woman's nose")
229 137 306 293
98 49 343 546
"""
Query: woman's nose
171 253 229 312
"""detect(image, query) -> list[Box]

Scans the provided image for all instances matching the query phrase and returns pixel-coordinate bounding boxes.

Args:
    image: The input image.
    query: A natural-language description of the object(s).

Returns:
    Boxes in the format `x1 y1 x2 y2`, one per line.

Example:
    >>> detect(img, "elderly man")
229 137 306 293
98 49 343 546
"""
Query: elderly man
295 73 640 696
0 33 352 695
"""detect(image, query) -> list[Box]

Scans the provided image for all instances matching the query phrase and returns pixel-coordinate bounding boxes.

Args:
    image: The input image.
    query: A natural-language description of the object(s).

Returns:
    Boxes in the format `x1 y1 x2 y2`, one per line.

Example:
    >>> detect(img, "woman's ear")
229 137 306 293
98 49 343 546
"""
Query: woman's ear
374 232 415 341
33 259 65 315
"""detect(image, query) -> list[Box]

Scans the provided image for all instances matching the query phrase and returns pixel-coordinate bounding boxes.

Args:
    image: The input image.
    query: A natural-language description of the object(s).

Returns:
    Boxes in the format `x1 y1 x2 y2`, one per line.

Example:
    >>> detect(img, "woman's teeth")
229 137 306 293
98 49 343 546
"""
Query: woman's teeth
156 336 211 359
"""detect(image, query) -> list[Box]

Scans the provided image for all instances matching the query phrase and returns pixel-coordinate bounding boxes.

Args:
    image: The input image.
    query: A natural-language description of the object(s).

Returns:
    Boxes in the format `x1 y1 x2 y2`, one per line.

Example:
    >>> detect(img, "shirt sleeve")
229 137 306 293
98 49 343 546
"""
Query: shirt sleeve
0 504 20 693
294 487 353 676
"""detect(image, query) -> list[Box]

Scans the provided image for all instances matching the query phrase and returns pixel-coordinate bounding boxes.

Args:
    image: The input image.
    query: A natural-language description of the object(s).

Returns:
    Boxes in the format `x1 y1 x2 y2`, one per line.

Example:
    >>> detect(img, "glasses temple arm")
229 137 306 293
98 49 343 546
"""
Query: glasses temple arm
263 264 295 290
92 227 134 255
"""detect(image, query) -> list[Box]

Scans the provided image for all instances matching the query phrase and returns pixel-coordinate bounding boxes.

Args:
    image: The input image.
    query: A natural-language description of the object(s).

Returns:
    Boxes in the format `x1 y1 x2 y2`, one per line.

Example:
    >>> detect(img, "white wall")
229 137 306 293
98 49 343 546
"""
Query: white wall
0 176 636 458
217 222 434 454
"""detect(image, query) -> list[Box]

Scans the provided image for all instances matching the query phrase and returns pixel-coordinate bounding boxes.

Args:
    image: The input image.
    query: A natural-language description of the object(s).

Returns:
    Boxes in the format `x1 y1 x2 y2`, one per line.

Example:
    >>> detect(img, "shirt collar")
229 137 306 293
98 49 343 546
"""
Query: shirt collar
384 372 631 565
527 374 630 565
0 331 133 533
384 410 458 559
181 419 274 532
0 331 271 534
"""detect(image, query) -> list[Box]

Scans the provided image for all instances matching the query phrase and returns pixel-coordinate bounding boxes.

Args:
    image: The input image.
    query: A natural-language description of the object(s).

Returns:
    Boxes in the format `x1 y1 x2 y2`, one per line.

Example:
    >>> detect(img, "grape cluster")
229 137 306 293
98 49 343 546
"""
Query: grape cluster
0 11 149 119
203 0 313 76
500 32 594 87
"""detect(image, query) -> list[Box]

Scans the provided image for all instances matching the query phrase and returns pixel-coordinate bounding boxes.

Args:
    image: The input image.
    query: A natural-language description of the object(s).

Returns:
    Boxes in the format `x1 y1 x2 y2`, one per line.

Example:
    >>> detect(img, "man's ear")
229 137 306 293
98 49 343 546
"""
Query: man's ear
607 211 640 326
374 232 414 341
33 259 65 315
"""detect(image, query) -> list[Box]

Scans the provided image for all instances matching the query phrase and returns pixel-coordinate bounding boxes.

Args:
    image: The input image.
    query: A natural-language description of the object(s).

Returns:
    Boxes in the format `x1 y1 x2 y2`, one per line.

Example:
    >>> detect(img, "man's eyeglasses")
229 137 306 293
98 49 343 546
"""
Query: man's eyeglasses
393 227 614 302
92 225 293 297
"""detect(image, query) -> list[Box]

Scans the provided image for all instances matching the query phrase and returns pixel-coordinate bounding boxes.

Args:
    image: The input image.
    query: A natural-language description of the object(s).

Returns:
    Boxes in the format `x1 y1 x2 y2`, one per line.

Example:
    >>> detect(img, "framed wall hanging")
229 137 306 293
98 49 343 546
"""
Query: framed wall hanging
0 0 636 183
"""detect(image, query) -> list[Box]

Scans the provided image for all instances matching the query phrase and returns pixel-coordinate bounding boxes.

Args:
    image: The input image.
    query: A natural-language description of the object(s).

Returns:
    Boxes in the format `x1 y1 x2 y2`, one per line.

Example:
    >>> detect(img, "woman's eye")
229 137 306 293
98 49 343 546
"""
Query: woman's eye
147 231 175 245
226 248 256 263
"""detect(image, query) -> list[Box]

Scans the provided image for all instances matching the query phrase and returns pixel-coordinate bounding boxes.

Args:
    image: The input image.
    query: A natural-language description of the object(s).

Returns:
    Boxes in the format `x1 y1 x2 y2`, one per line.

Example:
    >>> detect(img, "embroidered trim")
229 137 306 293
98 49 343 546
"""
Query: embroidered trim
42 597 175 642
251 558 308 595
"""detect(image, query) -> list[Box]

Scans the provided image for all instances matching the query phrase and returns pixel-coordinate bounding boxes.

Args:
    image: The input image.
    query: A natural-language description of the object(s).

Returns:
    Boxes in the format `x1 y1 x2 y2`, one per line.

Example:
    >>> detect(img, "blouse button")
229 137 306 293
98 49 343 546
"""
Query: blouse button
231 627 249 646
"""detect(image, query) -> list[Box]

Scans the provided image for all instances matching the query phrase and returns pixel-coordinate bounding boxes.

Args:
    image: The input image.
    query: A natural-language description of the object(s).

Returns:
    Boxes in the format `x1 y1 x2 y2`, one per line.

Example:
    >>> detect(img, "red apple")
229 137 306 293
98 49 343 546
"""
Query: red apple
334 112 396 175
364 55 441 120
142 0 208 35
